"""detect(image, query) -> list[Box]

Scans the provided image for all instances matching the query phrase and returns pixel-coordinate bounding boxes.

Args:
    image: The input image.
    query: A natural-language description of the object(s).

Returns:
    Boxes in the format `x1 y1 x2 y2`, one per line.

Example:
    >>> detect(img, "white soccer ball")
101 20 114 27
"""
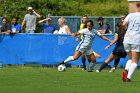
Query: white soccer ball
58 64 66 72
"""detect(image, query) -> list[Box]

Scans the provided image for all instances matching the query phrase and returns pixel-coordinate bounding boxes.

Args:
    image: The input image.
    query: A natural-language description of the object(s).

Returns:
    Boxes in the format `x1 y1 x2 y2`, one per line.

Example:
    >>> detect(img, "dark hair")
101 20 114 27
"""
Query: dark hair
116 21 126 39
2 17 8 21
85 20 94 28
136 3 140 8
97 17 104 21
12 17 19 21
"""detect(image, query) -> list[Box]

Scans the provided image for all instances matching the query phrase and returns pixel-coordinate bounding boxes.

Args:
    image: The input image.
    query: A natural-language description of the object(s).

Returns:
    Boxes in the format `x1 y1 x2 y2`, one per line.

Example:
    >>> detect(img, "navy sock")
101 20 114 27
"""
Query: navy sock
99 62 108 72
113 58 120 68
82 56 86 69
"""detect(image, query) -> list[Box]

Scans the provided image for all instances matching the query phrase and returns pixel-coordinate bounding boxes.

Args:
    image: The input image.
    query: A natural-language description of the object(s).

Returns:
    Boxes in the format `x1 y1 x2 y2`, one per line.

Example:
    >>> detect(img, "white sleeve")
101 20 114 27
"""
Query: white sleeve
78 29 87 34
124 14 131 23
96 30 102 36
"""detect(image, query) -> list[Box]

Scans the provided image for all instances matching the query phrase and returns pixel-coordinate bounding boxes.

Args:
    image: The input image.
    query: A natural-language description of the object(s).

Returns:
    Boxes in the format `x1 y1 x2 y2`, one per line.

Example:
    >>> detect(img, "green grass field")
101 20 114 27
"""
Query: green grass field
0 66 140 93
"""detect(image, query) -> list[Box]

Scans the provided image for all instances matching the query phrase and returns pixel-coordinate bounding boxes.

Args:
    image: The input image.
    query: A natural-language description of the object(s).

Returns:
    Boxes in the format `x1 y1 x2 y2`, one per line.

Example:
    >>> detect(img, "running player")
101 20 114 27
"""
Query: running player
77 15 101 70
108 15 126 72
96 21 127 73
122 3 140 82
58 20 112 72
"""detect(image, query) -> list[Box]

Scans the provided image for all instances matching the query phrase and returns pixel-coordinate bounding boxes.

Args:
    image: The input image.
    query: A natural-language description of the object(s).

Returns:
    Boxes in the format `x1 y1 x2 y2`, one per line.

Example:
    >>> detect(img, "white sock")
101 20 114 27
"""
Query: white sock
90 62 96 66
127 63 137 79
125 59 132 71
64 56 74 63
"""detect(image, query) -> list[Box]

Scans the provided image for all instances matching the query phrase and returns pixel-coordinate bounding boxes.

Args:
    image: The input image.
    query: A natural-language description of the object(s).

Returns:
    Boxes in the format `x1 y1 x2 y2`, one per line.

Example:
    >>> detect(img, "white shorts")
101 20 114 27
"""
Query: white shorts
76 45 93 55
124 43 140 52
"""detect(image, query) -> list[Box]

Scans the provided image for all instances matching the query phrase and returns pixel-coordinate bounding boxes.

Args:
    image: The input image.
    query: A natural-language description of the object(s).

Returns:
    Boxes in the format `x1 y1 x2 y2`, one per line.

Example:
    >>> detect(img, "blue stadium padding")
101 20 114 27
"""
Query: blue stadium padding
0 34 139 66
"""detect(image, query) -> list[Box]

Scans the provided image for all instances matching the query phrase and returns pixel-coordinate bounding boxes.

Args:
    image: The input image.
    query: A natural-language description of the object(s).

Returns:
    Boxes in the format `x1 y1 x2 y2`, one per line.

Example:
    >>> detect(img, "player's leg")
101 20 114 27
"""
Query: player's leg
122 44 140 82
122 44 132 81
109 57 120 72
81 53 86 70
113 57 120 69
96 53 116 72
126 51 140 81
124 52 132 71
93 51 101 58
86 49 96 72
58 51 82 65
86 54 96 72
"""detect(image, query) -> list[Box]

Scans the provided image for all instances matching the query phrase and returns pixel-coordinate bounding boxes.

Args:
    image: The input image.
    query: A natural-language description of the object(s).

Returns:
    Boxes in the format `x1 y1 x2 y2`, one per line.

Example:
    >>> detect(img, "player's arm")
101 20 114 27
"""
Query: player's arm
97 30 112 42
100 35 111 42
122 14 130 29
122 21 128 30
72 29 86 37
105 33 118 49
71 32 80 37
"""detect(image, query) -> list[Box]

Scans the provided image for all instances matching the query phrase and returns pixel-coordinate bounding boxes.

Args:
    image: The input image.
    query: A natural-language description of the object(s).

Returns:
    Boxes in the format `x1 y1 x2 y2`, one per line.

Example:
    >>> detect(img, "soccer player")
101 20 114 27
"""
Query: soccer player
122 3 140 82
96 21 127 73
78 15 101 70
58 20 112 72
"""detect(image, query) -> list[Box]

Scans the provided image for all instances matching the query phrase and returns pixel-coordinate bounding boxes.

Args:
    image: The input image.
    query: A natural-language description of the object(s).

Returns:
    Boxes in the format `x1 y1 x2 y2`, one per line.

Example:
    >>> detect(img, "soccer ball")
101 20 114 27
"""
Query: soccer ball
58 64 66 72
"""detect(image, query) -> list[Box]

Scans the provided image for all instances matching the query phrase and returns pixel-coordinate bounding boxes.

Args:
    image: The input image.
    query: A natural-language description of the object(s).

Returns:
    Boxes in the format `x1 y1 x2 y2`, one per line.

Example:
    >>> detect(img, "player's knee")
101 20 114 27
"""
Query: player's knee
73 57 78 60
73 55 78 60
91 59 96 63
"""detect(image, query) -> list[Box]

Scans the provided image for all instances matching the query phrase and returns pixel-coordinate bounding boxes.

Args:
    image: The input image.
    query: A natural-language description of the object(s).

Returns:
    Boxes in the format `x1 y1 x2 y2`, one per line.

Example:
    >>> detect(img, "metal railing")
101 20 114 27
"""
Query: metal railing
51 16 120 33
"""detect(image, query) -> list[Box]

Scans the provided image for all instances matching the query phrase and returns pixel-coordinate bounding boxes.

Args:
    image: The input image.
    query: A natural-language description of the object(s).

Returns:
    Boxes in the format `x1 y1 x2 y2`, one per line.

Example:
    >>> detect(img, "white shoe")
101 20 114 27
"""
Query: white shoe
82 68 86 71
96 70 100 73
109 67 116 72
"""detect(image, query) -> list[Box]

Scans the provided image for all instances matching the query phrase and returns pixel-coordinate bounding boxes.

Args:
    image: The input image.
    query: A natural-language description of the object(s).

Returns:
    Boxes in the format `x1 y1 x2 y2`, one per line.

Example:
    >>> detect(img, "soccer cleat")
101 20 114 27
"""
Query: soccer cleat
57 61 65 66
122 70 128 82
82 65 87 71
125 78 131 82
109 67 116 72
82 68 86 71
96 70 100 73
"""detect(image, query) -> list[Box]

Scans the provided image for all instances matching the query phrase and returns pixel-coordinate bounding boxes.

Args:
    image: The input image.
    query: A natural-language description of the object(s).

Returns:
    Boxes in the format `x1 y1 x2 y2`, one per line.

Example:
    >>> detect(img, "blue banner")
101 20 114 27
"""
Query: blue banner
0 34 139 66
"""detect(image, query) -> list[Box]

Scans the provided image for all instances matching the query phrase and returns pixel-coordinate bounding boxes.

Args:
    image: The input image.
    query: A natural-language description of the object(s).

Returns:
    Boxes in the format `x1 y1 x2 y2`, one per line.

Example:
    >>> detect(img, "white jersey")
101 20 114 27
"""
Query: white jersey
78 28 101 48
58 25 67 34
124 12 140 45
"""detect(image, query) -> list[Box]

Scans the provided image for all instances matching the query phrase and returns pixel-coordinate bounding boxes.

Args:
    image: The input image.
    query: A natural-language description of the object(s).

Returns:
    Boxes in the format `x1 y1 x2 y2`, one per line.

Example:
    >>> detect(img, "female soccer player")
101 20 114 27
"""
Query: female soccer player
96 21 127 73
122 3 140 82
77 15 101 70
58 20 112 72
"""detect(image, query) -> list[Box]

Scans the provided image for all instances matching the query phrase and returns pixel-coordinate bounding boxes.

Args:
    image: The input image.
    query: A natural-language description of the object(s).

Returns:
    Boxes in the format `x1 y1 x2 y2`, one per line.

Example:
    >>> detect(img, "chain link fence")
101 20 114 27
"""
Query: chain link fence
51 16 121 34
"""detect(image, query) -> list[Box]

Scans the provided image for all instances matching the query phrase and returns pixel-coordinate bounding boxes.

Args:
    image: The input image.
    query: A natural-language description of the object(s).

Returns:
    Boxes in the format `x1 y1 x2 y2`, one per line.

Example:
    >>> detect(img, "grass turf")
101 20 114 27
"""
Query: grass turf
0 67 139 93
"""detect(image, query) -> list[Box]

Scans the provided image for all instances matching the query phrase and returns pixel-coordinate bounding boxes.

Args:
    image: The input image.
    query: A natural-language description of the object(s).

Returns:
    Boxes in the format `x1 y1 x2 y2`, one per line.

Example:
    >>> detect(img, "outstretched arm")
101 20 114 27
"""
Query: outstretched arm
105 34 118 49
72 29 86 38
122 21 128 30
100 35 111 42
71 32 80 37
